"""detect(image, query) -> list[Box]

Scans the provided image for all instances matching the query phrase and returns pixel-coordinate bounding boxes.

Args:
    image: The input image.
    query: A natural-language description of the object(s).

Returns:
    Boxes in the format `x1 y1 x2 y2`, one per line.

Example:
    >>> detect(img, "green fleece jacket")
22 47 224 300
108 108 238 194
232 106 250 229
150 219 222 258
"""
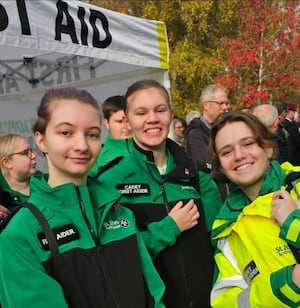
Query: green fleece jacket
0 174 165 308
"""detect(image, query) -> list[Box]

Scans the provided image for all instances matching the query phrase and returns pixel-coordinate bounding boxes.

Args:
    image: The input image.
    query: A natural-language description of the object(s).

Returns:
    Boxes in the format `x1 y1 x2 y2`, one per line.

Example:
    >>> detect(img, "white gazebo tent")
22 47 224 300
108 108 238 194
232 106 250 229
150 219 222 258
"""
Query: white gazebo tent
0 0 169 169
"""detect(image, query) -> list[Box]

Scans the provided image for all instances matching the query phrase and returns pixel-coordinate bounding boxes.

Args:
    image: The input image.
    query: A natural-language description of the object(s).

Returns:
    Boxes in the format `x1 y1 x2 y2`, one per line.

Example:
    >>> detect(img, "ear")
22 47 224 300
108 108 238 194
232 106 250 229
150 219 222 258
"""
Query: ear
266 146 274 160
35 132 47 154
103 118 110 130
203 101 209 111
1 156 12 170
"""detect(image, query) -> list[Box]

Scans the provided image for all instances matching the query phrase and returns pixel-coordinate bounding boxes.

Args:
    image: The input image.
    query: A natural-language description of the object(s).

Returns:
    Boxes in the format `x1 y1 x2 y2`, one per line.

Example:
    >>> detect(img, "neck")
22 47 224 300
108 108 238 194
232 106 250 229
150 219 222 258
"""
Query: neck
153 150 167 169
203 114 214 125
6 177 30 196
242 184 261 202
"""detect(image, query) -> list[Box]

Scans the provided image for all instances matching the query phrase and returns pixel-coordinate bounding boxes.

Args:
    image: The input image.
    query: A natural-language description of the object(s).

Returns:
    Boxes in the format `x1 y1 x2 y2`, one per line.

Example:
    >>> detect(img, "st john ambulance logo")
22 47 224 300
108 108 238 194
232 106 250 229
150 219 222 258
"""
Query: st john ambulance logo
104 218 130 230
120 219 129 228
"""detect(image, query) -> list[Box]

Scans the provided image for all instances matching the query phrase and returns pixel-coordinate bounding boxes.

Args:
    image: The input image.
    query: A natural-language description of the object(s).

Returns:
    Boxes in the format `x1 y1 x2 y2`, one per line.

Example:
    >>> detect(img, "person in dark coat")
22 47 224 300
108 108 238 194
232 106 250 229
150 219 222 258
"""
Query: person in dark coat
283 102 300 165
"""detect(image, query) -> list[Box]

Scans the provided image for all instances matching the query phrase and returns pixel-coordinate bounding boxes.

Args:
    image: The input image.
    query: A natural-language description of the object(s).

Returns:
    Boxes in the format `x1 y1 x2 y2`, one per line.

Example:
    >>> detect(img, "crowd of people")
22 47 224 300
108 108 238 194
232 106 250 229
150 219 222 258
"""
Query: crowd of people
0 80 299 307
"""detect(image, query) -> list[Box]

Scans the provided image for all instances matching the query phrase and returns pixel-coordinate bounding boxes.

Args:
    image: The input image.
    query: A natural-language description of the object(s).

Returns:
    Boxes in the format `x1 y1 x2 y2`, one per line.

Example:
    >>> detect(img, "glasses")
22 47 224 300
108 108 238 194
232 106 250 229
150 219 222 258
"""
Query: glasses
207 100 230 107
8 148 35 158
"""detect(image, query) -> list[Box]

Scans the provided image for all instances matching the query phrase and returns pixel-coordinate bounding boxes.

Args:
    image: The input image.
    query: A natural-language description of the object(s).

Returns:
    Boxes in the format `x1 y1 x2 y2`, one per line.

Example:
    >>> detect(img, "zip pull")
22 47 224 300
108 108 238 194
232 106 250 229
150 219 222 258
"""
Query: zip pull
160 184 169 213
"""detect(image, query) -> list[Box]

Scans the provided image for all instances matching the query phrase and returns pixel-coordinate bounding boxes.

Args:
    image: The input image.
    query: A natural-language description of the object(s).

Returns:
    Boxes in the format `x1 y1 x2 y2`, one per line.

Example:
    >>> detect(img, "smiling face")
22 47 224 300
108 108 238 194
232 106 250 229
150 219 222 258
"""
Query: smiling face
126 87 174 152
35 98 101 186
215 121 273 199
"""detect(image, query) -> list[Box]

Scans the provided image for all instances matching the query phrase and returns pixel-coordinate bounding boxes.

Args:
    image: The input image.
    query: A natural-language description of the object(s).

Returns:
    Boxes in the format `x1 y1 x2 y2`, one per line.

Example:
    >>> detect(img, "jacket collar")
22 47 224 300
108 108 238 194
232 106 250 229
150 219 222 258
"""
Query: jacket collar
212 160 286 237
132 138 198 182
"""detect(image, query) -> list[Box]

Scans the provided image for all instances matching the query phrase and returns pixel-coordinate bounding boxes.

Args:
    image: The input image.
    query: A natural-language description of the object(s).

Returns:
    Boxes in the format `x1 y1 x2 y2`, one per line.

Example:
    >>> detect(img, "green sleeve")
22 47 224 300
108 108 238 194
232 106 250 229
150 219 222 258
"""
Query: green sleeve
198 171 223 231
135 229 166 308
0 230 68 308
270 265 300 307
280 209 300 247
140 215 180 259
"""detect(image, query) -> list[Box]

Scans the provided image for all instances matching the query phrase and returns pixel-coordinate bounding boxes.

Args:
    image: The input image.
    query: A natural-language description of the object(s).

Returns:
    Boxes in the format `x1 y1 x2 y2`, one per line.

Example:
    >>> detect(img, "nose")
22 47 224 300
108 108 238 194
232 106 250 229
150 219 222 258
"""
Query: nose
147 111 159 123
222 104 230 112
74 133 89 151
122 118 129 129
234 145 246 160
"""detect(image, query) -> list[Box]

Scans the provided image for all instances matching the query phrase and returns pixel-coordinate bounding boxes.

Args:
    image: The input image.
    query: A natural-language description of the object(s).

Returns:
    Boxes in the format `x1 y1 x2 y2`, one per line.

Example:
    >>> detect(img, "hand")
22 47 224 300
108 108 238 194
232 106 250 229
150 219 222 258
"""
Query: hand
168 199 200 232
0 204 10 220
271 190 297 226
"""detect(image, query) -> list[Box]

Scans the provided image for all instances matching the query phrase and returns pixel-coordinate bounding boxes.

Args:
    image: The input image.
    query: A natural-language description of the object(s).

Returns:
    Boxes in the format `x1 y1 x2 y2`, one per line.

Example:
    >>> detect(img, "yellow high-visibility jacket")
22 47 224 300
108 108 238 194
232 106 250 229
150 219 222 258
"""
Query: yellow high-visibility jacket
211 161 300 307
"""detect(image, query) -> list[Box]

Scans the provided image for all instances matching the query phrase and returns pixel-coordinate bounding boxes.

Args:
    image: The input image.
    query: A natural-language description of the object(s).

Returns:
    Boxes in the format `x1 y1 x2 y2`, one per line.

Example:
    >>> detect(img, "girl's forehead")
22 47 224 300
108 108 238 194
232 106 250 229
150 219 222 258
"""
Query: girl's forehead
129 88 167 102
216 121 253 143
48 100 100 125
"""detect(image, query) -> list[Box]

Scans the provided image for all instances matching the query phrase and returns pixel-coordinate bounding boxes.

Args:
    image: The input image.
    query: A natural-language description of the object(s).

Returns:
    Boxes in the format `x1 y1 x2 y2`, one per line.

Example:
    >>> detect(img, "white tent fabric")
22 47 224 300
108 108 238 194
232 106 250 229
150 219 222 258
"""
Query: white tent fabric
0 0 170 170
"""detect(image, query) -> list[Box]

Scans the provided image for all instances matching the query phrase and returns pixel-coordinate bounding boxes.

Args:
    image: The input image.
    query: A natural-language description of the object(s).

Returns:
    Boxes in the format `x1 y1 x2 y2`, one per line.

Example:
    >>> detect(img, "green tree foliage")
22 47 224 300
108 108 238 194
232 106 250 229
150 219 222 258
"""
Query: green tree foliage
83 0 299 115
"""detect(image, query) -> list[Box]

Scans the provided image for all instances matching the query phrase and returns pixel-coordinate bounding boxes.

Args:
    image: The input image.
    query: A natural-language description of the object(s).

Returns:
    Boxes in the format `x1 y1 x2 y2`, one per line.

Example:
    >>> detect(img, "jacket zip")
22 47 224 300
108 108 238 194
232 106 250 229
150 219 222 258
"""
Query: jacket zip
75 185 121 308
159 182 191 306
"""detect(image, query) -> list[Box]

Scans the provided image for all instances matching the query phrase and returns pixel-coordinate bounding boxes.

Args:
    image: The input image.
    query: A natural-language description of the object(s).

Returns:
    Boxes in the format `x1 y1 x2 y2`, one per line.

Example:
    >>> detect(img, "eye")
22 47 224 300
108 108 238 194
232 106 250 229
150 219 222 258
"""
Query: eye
219 149 232 157
157 107 167 113
88 131 101 139
59 130 71 136
244 139 256 147
136 111 146 116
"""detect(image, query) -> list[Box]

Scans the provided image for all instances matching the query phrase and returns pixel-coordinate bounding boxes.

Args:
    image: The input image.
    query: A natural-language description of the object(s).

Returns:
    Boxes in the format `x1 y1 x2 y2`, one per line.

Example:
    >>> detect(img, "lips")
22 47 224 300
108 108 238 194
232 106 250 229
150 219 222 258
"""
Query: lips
71 157 90 163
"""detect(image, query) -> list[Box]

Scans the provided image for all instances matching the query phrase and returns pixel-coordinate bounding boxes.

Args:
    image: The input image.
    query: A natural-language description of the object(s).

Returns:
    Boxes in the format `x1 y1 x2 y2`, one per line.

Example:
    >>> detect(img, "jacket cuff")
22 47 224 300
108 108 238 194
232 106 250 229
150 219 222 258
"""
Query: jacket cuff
271 265 300 307
280 209 300 246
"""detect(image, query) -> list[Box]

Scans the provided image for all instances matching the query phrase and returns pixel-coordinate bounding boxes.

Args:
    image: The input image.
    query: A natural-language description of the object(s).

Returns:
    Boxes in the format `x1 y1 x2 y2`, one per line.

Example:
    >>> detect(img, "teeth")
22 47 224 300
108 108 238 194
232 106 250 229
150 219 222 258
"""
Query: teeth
237 163 251 171
146 128 160 133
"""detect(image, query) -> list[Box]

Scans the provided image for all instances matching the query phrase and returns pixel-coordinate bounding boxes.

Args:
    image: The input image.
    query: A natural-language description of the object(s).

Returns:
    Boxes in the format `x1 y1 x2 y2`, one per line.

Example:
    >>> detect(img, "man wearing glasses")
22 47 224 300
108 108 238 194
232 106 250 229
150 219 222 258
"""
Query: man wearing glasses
185 84 231 201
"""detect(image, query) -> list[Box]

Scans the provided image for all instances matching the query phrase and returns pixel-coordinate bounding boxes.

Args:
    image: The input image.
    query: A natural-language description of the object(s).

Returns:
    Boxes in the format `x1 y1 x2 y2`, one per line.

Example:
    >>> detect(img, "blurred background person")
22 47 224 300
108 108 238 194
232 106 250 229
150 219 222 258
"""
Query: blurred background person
185 84 231 201
89 95 132 177
252 103 282 162
168 116 186 147
0 134 37 210
252 104 279 135
283 102 300 165
185 110 200 125
273 100 292 164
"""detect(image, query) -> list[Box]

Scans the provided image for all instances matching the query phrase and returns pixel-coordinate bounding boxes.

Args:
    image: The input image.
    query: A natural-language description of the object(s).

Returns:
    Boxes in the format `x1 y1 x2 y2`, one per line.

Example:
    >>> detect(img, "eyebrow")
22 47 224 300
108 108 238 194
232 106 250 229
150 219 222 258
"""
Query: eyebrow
217 136 255 153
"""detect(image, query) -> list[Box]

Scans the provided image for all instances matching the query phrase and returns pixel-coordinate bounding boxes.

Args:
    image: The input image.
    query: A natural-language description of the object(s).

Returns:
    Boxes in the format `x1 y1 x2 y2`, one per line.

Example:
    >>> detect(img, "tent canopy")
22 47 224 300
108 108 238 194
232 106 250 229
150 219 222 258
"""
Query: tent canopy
0 0 170 170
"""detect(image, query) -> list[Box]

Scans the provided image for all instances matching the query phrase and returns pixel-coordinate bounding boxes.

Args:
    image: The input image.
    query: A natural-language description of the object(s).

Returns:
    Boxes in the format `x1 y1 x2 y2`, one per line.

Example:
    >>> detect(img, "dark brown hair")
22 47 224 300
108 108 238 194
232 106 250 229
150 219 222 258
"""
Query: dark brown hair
33 87 100 134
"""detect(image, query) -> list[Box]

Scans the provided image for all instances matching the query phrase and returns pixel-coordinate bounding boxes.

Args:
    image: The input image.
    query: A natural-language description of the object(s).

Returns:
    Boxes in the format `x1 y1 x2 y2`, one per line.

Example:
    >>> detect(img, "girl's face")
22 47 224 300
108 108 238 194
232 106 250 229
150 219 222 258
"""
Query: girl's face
6 138 36 181
215 121 273 198
35 99 101 186
126 87 173 151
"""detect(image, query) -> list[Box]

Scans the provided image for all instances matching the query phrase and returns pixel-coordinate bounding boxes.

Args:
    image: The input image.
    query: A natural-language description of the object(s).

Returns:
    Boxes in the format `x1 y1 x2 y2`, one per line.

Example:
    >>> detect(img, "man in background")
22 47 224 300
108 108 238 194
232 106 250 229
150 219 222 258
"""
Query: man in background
185 84 231 201
283 102 300 165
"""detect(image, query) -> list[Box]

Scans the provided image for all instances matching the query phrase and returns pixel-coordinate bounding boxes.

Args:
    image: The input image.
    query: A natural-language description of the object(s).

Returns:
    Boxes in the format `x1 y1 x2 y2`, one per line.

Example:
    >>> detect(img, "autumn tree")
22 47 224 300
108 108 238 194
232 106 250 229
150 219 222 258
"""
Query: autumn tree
83 0 240 118
214 0 300 109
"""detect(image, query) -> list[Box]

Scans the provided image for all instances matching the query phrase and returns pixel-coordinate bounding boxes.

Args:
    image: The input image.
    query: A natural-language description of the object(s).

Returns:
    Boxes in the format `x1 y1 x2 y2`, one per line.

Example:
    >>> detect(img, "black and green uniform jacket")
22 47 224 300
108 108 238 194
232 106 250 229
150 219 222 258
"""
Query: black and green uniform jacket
89 136 133 177
0 171 43 209
99 138 223 308
0 175 165 308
